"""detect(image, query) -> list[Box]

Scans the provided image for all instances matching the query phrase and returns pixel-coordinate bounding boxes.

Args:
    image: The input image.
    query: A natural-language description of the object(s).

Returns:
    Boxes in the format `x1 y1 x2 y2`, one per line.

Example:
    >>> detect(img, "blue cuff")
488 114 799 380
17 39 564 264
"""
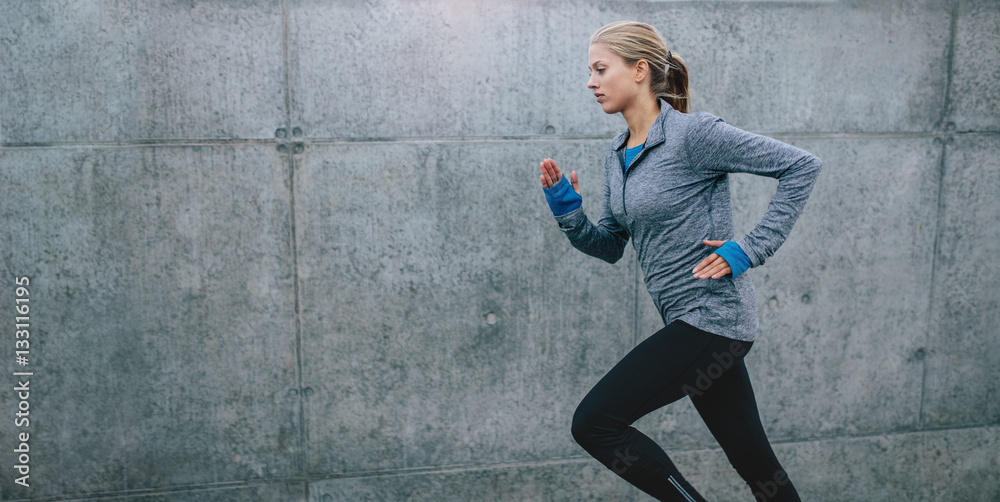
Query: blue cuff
542 176 582 217
715 241 752 279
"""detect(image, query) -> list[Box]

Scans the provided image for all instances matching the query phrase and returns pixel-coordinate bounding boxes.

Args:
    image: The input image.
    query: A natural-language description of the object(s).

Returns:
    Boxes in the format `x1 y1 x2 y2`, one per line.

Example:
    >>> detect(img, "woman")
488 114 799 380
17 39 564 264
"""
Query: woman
538 21 821 501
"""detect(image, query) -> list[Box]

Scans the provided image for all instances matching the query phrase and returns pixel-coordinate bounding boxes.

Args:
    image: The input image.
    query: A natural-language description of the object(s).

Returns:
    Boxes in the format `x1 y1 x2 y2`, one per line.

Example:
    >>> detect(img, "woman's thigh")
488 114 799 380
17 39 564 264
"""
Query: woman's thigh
576 321 749 427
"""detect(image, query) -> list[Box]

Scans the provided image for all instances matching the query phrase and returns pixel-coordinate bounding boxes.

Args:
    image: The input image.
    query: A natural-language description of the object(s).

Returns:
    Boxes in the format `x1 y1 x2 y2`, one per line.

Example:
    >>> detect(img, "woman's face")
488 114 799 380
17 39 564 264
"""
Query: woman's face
587 43 640 115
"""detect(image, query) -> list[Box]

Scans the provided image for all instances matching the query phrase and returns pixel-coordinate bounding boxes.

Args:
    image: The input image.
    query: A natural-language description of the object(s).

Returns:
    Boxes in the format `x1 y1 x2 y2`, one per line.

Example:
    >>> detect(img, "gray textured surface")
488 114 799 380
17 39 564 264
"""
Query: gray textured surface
948 0 1000 131
923 134 1000 427
308 459 645 502
60 482 308 502
308 426 1000 502
294 141 638 473
287 0 954 139
0 146 300 499
1 0 998 500
0 0 286 143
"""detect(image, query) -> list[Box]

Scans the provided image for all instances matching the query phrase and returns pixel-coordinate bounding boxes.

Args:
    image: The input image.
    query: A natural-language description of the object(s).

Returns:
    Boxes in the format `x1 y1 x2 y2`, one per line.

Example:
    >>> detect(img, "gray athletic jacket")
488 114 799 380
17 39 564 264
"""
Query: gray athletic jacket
554 102 822 341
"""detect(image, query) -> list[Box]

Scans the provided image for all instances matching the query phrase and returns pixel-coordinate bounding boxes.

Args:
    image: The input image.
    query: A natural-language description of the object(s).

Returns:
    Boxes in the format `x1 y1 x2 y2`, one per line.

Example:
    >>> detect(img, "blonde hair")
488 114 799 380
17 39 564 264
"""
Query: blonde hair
590 21 690 113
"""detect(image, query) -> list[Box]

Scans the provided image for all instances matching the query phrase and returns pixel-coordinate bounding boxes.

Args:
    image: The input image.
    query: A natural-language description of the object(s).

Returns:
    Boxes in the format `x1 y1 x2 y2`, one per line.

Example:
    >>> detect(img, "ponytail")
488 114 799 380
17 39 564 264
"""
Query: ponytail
591 21 690 113
661 51 690 113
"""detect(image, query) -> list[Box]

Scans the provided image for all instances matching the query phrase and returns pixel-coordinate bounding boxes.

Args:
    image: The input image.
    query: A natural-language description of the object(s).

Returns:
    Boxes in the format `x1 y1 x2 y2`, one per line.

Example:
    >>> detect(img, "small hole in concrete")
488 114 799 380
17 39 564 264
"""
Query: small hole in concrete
275 128 287 139
485 312 498 325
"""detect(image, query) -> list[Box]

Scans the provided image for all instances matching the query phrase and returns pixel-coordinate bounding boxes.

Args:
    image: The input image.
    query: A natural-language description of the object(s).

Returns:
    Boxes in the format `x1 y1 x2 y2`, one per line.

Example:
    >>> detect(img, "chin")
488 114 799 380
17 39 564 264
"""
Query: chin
599 102 620 115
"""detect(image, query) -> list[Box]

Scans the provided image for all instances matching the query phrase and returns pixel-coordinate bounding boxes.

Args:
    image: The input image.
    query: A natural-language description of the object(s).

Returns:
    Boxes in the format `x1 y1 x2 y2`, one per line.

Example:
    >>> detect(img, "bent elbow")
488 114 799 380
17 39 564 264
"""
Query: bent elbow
601 243 626 264
805 154 823 176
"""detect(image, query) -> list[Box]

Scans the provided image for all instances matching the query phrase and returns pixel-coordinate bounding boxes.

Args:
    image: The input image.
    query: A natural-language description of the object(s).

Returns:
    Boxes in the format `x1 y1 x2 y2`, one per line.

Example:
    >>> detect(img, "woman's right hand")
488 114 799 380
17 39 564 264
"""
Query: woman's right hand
539 158 581 194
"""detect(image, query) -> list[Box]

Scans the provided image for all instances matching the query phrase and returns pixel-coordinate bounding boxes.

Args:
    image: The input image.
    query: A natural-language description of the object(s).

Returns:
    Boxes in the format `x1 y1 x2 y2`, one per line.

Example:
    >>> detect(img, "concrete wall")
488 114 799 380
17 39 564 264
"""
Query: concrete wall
1 0 997 500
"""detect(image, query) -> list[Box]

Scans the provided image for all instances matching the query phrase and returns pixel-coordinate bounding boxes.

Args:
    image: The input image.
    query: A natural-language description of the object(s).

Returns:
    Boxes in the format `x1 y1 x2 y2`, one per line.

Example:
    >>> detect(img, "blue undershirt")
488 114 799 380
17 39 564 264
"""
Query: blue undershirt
624 143 644 174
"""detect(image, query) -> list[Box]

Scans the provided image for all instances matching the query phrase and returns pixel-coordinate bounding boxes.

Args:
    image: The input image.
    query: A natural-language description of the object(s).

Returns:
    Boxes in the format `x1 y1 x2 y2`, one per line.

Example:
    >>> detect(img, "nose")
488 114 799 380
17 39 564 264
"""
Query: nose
587 75 597 90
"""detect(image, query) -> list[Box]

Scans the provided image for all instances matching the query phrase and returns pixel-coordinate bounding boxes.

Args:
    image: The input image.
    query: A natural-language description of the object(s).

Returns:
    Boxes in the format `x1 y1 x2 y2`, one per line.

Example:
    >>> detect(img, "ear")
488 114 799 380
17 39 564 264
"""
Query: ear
634 59 649 83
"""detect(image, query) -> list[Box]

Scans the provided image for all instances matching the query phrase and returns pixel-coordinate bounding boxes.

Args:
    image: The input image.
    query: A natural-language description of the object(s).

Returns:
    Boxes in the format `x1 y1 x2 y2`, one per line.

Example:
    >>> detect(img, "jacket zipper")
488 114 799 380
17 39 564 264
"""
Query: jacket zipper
618 146 649 217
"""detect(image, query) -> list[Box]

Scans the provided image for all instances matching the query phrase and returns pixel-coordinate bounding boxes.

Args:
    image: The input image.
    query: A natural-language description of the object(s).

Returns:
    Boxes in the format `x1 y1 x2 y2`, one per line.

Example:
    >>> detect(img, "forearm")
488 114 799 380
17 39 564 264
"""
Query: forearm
690 115 823 268
737 154 822 267
553 207 629 264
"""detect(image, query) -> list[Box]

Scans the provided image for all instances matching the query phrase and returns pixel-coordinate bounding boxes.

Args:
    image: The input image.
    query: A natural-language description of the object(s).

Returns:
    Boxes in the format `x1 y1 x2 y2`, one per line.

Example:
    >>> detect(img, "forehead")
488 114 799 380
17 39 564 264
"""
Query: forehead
588 44 619 66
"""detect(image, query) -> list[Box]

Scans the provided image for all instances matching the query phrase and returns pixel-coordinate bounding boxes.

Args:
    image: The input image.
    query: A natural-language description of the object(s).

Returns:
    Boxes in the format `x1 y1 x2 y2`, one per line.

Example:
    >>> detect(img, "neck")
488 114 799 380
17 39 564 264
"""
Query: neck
622 96 661 147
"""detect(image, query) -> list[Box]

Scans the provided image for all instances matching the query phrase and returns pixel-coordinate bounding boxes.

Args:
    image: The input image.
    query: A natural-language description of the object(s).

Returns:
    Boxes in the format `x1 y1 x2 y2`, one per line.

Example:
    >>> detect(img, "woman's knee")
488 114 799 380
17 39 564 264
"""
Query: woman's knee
571 400 618 447
570 403 592 444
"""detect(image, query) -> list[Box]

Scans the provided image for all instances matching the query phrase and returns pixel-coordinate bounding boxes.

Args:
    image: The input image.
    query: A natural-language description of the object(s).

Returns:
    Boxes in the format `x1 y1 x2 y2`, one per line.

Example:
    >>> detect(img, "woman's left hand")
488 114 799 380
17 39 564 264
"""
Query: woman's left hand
693 240 732 279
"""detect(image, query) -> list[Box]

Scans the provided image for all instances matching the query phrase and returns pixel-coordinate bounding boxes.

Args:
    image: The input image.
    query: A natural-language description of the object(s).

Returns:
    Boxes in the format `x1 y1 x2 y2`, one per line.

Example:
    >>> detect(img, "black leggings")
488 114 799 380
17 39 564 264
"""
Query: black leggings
571 320 800 501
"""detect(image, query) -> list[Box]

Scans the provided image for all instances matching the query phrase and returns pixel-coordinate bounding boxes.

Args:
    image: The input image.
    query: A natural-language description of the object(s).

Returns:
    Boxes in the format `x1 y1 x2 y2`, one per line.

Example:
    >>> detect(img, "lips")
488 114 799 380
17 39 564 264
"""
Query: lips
595 93 605 102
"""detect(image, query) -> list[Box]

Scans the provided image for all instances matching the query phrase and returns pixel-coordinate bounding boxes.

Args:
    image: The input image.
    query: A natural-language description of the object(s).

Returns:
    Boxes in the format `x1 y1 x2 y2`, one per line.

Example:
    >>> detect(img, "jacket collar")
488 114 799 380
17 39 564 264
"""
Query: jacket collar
611 99 672 151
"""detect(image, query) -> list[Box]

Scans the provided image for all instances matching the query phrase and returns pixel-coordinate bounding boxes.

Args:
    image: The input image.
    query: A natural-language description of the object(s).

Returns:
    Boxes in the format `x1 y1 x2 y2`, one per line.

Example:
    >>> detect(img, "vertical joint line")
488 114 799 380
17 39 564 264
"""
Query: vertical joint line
281 0 309 490
920 1 959 430
937 1 960 131
921 142 947 430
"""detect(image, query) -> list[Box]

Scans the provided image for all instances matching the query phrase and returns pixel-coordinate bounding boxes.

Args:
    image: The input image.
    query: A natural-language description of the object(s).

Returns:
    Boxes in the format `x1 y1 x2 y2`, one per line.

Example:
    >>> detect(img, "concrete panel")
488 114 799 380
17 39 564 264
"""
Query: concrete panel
289 0 949 140
0 145 299 499
308 426 1000 502
741 137 940 439
922 134 1000 427
308 459 644 502
0 1 286 143
948 0 1000 132
675 0 952 134
286 0 614 140
59 482 306 502
294 140 640 474
785 426 1000 502
630 137 941 448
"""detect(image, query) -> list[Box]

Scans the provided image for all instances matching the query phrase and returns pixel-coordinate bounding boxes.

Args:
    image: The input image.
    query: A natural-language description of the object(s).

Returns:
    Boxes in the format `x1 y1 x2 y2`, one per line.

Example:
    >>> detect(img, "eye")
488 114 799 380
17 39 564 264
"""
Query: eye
597 68 605 74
